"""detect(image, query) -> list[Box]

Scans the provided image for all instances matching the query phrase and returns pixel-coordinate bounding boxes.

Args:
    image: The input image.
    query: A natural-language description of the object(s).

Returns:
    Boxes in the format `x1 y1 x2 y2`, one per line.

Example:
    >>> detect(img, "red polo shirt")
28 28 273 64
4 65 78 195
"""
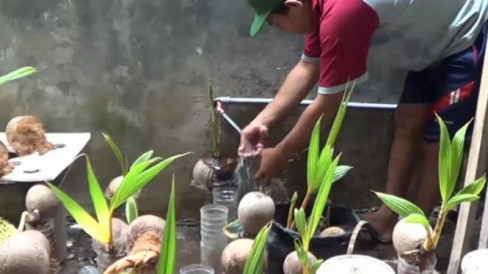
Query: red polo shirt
302 0 379 94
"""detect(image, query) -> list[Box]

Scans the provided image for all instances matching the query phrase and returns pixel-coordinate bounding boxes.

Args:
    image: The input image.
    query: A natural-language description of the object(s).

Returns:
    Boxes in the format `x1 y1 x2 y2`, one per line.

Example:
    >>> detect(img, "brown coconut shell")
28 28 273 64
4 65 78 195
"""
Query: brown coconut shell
6 115 54 157
21 230 51 256
283 251 317 274
0 141 13 177
92 218 128 254
126 215 165 251
320 226 345 237
25 183 60 223
237 191 275 236
0 230 50 274
221 238 267 274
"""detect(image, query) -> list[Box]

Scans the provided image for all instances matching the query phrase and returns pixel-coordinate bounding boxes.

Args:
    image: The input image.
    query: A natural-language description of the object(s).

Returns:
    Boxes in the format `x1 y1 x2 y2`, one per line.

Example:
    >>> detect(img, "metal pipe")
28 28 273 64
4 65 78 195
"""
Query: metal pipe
214 96 397 110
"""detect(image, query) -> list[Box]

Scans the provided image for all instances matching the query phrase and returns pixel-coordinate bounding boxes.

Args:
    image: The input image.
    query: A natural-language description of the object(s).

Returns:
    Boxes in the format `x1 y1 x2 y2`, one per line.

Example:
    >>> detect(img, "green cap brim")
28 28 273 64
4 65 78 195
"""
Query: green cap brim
250 11 271 37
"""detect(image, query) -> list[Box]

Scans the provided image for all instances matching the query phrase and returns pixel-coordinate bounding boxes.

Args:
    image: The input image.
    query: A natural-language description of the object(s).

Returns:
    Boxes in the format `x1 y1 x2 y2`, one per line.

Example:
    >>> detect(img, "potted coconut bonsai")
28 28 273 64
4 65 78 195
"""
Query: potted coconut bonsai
192 73 236 193
104 175 177 274
46 138 190 272
373 114 486 273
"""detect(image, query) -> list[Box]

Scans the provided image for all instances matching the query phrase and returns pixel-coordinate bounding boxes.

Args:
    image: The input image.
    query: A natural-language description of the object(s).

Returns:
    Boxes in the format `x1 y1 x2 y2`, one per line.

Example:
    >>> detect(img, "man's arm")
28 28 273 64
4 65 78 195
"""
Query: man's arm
252 59 319 128
276 92 344 158
254 92 344 179
239 59 319 156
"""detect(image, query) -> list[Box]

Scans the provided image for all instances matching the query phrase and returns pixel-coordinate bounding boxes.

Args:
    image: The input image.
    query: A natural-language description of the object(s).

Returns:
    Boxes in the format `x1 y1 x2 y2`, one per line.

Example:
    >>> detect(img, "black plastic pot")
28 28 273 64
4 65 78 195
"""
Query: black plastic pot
266 202 362 274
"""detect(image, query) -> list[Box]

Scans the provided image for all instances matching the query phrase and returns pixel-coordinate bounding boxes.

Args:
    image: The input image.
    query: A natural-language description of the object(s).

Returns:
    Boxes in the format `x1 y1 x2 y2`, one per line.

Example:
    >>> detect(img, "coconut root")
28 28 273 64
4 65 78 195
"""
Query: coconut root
103 230 160 274
0 141 13 177
7 115 54 157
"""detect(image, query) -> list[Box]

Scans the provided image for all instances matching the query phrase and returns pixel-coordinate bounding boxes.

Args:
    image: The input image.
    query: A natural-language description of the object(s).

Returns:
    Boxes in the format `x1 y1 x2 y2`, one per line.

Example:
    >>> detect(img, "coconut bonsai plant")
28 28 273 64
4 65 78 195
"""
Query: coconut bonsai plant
46 141 190 272
373 114 486 273
105 175 176 274
282 109 352 274
192 73 236 192
288 86 354 230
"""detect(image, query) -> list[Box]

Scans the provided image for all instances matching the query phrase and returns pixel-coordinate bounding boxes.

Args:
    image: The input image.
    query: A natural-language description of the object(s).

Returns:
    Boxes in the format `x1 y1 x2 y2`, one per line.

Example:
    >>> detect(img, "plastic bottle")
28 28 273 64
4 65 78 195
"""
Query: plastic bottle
200 204 228 273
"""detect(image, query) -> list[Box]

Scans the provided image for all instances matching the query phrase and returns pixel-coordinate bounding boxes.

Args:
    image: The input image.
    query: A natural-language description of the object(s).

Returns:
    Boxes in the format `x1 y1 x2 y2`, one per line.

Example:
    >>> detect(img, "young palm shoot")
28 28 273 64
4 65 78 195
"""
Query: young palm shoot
285 127 344 274
374 114 486 269
156 176 177 274
0 67 37 87
289 85 354 229
242 222 272 274
102 132 145 224
46 150 190 272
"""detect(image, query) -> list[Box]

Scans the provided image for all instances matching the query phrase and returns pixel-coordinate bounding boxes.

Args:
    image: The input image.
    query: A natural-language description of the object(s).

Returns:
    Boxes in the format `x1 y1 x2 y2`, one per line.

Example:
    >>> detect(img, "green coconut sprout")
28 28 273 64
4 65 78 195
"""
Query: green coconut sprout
243 222 272 274
292 123 343 274
157 175 177 274
374 114 486 251
46 147 190 251
0 67 37 87
289 85 354 229
102 132 140 224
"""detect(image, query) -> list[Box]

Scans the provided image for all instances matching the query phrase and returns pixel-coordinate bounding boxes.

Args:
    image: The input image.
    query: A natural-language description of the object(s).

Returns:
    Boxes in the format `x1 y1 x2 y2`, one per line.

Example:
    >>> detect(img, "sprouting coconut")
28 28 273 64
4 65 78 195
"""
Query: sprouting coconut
25 183 60 224
320 226 345 237
221 238 267 274
90 217 130 273
92 218 128 256
0 140 13 176
237 191 275 236
191 158 214 191
191 156 236 191
392 218 428 256
104 215 165 274
283 251 317 274
104 176 141 200
6 115 54 157
0 229 50 274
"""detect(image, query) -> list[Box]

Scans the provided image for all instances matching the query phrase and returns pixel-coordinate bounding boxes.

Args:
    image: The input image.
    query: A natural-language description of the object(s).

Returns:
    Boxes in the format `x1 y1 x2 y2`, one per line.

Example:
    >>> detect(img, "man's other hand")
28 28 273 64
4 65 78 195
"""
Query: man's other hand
255 147 289 180
238 122 269 157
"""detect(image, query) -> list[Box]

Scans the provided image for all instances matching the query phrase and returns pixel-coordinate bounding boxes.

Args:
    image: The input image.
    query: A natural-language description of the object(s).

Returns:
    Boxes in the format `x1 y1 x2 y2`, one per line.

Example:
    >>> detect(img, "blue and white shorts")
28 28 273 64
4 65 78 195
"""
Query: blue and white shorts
400 21 488 143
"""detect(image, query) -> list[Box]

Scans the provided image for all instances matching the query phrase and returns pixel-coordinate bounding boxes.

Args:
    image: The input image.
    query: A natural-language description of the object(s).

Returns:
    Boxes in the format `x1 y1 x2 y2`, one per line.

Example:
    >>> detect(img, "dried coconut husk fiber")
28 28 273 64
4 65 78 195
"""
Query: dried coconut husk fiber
6 115 54 157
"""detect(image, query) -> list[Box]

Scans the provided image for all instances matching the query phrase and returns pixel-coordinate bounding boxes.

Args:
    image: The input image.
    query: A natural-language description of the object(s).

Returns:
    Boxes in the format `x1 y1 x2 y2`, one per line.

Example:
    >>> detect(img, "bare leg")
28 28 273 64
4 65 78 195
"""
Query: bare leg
415 141 440 215
361 104 430 242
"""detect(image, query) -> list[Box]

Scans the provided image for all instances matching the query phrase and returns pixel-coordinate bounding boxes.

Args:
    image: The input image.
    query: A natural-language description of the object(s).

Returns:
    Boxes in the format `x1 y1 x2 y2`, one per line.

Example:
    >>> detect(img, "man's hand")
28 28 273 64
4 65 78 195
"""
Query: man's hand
255 146 290 180
238 122 269 157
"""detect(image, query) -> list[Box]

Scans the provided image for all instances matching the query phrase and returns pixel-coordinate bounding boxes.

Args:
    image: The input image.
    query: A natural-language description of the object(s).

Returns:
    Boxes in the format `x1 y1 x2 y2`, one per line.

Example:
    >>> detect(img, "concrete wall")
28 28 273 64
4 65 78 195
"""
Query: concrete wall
0 0 408 219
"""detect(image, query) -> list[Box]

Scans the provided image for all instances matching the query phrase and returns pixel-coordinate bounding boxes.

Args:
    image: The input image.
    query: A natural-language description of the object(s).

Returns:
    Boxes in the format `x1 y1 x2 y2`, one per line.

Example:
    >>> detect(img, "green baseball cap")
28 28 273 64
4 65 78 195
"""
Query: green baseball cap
248 0 284 37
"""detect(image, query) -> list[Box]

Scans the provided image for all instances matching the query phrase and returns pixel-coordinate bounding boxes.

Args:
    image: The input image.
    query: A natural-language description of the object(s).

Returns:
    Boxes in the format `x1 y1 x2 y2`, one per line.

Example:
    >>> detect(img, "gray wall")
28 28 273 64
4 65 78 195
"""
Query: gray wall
0 0 407 219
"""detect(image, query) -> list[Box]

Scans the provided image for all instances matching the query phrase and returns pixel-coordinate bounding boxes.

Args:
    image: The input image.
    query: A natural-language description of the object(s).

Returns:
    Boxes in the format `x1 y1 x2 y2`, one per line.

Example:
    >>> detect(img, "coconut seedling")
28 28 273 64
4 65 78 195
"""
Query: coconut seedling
192 73 236 192
373 114 487 272
102 133 142 224
285 116 348 274
289 85 354 230
46 144 190 272
106 175 178 274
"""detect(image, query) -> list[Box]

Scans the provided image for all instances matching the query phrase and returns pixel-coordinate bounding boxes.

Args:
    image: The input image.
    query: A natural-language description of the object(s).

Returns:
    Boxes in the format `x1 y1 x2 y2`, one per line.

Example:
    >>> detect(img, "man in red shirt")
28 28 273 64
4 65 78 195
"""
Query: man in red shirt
239 0 488 241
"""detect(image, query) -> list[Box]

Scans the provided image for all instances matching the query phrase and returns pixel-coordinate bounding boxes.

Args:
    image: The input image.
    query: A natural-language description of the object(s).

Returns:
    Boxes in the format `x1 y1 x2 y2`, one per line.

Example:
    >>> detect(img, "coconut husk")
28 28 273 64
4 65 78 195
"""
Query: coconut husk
0 141 13 177
103 230 160 274
7 115 54 157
